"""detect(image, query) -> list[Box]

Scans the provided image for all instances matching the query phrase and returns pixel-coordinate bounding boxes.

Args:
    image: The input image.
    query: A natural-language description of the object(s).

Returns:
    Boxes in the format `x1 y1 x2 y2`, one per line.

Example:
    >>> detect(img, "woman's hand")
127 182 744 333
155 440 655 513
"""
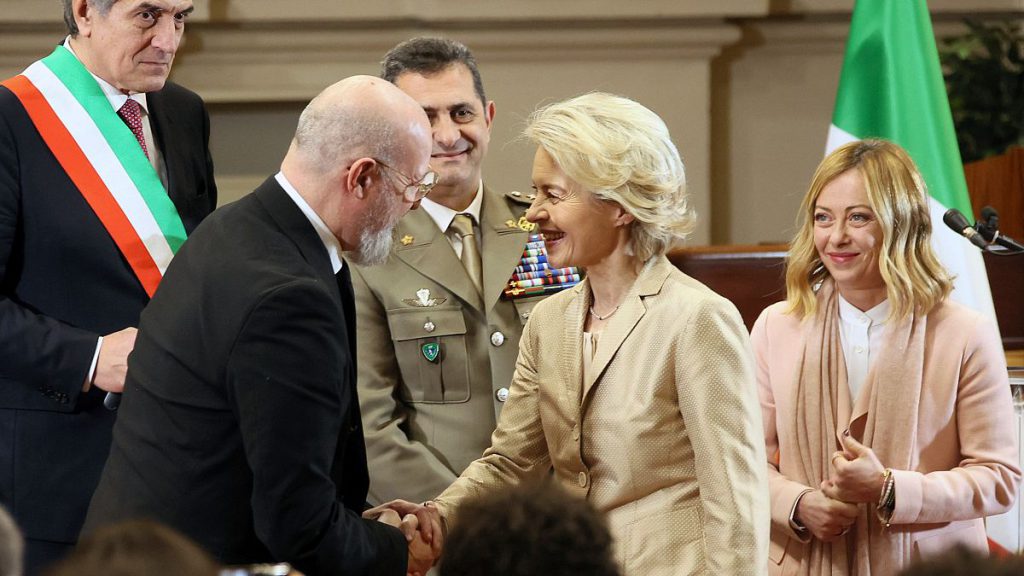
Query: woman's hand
794 490 859 542
822 434 885 504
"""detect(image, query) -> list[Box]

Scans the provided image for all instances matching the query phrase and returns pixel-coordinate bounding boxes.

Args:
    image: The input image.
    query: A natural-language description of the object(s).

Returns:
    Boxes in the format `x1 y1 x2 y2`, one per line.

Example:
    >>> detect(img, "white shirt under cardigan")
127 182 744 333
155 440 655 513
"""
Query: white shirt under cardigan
837 295 890 403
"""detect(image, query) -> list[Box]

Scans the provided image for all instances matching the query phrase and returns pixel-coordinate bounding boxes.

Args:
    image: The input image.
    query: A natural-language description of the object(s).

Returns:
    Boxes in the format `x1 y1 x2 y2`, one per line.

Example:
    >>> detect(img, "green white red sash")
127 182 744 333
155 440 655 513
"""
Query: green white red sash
1 46 187 297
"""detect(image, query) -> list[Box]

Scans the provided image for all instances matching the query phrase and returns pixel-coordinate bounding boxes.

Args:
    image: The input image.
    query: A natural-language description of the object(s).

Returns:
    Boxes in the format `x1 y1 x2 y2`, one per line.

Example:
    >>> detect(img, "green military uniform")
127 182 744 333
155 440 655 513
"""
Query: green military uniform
352 185 548 505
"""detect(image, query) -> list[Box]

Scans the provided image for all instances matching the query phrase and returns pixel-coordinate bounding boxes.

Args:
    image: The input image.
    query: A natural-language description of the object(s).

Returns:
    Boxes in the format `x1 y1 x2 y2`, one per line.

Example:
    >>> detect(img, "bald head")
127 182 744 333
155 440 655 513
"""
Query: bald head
291 75 431 175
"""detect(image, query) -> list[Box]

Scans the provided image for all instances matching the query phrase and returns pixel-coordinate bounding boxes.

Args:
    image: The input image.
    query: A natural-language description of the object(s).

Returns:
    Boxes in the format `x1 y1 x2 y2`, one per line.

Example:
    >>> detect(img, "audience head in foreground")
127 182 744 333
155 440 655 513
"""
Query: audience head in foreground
440 481 619 576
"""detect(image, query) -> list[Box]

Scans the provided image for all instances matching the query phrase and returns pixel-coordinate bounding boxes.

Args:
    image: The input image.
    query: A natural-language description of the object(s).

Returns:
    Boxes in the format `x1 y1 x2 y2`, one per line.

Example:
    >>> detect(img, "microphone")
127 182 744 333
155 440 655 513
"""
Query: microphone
942 209 988 249
104 392 121 411
976 206 999 242
974 206 1024 252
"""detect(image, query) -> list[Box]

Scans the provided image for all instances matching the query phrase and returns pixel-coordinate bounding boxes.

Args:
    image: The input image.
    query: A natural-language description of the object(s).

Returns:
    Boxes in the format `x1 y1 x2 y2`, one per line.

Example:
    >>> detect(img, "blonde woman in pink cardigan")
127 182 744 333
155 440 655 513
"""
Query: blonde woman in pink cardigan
752 139 1020 575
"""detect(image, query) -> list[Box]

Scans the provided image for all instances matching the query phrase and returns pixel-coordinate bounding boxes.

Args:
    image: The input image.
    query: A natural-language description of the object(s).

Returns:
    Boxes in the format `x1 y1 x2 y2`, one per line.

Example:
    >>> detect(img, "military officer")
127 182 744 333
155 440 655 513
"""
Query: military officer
352 37 578 504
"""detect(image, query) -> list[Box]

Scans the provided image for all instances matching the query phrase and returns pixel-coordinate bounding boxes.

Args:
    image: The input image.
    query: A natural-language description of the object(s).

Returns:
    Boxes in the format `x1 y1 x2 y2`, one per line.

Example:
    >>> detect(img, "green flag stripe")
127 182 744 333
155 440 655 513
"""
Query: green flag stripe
832 0 972 216
41 46 187 252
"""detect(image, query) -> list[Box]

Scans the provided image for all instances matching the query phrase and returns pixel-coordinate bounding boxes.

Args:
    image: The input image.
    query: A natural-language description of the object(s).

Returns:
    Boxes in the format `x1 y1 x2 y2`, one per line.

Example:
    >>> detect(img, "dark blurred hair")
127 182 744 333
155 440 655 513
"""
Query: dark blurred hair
898 545 1024 576
44 520 220 576
440 481 620 576
380 37 487 106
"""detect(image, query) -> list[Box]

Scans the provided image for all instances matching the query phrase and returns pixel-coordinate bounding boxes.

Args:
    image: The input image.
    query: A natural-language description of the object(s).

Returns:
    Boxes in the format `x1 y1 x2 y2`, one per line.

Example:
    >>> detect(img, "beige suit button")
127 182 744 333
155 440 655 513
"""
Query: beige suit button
510 191 522 197
577 471 588 487
490 331 505 347
423 321 436 333
572 425 580 441
496 387 509 402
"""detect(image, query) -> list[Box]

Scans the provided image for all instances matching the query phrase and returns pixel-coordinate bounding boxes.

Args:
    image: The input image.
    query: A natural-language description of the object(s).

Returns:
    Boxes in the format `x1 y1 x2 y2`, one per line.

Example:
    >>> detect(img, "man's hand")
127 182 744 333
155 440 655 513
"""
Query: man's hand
793 489 859 542
369 507 439 576
90 327 138 393
402 513 436 576
364 499 444 559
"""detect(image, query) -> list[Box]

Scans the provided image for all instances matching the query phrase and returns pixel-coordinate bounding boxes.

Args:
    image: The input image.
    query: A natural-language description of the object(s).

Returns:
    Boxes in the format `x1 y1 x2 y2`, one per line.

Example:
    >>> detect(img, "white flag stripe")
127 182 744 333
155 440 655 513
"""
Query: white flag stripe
825 124 857 155
22 62 174 275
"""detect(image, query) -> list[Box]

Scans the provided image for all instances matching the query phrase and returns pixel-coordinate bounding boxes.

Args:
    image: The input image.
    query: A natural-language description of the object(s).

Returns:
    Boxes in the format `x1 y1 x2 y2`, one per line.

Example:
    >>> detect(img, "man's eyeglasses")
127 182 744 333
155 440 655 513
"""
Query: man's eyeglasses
375 159 438 202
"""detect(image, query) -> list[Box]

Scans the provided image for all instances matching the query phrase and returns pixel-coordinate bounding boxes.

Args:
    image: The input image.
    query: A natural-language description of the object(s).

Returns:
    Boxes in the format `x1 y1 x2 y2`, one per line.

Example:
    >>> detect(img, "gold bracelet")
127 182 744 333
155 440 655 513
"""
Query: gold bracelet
876 468 895 528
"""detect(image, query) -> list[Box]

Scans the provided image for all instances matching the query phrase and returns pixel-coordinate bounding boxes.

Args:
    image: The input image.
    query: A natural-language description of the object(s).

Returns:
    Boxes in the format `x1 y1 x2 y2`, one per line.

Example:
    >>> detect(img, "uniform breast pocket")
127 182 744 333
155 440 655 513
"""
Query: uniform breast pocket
386 307 470 404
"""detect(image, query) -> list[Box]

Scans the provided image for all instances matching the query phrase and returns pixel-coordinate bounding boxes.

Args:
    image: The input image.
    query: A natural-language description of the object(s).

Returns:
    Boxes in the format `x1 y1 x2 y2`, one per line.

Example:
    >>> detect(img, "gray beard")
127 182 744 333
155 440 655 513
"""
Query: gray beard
347 190 399 266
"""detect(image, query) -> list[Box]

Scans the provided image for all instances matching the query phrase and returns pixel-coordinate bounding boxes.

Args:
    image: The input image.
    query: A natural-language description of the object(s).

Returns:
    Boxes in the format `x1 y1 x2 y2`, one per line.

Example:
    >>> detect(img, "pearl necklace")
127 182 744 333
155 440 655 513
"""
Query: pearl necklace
588 304 620 321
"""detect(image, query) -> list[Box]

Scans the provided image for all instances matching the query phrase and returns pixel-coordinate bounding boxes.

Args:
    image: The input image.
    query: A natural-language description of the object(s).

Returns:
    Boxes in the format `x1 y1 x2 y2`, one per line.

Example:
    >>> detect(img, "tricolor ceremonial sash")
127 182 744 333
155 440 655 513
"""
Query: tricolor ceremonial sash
1 46 187 297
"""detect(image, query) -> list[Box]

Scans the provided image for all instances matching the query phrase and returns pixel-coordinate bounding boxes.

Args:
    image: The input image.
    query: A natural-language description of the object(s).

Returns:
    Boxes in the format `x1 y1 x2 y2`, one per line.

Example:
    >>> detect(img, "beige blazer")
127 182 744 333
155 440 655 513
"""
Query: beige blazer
352 186 550 504
435 256 770 576
752 300 1021 574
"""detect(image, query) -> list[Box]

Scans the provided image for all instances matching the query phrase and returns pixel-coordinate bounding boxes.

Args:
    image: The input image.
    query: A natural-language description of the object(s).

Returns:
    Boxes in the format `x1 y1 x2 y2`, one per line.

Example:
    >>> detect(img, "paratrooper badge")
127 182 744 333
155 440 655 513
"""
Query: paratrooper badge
403 288 447 307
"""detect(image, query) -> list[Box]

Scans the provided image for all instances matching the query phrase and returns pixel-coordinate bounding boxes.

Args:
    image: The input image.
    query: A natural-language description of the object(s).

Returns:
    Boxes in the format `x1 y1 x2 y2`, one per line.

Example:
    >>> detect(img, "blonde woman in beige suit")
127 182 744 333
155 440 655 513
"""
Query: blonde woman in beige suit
369 92 770 575
752 139 1021 575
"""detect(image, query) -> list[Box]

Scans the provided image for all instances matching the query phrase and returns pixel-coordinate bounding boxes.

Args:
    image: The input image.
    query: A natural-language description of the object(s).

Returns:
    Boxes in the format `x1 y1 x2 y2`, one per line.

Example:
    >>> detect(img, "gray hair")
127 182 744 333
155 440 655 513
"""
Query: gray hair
525 92 696 261
293 98 397 174
0 505 23 576
381 37 487 107
62 0 118 36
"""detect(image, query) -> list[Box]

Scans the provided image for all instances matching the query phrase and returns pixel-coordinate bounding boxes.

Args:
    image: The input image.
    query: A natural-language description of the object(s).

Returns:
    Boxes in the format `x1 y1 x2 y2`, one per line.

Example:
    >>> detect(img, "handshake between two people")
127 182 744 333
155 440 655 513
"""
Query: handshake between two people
364 500 444 576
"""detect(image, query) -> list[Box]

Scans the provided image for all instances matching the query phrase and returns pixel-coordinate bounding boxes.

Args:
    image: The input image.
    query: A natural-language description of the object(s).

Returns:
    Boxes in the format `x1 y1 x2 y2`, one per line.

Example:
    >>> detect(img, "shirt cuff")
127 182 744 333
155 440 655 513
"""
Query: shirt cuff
84 336 103 391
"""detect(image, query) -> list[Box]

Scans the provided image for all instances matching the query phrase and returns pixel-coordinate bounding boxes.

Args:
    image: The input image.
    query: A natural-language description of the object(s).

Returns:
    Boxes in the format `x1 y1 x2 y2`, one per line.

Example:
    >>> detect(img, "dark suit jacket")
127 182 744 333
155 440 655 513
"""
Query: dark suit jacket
0 80 216 543
83 178 407 576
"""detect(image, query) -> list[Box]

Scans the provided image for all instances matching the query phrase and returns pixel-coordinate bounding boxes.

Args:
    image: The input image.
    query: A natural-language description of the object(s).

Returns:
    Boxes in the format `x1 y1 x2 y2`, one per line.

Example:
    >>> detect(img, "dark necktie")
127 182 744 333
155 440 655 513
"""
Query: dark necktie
117 99 150 159
336 265 356 361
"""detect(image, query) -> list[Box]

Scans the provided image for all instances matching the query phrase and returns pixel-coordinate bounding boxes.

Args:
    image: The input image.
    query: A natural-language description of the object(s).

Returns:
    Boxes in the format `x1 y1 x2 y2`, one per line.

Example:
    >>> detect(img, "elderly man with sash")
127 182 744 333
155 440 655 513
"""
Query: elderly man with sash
0 0 215 572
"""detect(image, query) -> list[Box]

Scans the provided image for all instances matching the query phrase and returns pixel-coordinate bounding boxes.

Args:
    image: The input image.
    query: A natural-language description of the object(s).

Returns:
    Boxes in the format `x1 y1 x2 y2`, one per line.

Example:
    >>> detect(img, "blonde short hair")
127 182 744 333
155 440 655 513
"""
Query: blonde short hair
524 92 695 261
786 139 953 319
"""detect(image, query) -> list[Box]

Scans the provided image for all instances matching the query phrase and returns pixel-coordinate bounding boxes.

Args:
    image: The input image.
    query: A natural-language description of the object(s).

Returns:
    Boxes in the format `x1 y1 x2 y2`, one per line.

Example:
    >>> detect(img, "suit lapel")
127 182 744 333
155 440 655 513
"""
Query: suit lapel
146 89 177 198
562 282 588 414
252 177 341 313
582 257 672 401
480 187 528 312
394 203 484 312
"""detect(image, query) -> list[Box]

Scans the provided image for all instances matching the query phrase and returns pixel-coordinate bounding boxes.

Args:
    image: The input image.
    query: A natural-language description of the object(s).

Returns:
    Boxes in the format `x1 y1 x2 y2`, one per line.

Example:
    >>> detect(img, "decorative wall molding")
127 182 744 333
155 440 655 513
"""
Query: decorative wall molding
2 22 741 103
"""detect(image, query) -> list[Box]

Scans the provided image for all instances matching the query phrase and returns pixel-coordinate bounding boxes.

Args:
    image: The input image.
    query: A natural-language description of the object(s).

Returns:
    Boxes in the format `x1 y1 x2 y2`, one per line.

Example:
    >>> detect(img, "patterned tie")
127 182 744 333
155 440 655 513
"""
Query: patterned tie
117 99 149 159
450 213 483 294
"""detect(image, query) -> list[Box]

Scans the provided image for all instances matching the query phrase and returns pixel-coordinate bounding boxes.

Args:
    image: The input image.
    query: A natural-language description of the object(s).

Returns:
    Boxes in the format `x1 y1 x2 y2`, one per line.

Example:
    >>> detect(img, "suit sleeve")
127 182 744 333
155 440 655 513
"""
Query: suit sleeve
676 299 770 575
433 313 551 528
0 90 97 411
225 279 406 576
351 265 460 504
751 307 814 542
889 314 1021 525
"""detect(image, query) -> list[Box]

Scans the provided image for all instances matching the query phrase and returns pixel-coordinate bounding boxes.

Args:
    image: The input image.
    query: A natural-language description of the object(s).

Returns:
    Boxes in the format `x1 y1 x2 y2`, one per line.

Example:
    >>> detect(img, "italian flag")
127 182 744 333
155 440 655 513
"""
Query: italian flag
826 0 996 322
828 0 1013 553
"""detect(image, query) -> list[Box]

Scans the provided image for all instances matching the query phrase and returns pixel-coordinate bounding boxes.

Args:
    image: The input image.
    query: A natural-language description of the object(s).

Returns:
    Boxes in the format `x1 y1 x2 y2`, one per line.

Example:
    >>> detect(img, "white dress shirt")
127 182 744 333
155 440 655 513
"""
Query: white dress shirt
837 295 890 402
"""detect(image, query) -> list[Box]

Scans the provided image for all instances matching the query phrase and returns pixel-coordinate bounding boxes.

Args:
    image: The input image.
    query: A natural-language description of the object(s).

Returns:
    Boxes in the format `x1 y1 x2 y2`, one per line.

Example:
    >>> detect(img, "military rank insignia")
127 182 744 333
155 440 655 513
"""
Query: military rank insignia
502 233 583 299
